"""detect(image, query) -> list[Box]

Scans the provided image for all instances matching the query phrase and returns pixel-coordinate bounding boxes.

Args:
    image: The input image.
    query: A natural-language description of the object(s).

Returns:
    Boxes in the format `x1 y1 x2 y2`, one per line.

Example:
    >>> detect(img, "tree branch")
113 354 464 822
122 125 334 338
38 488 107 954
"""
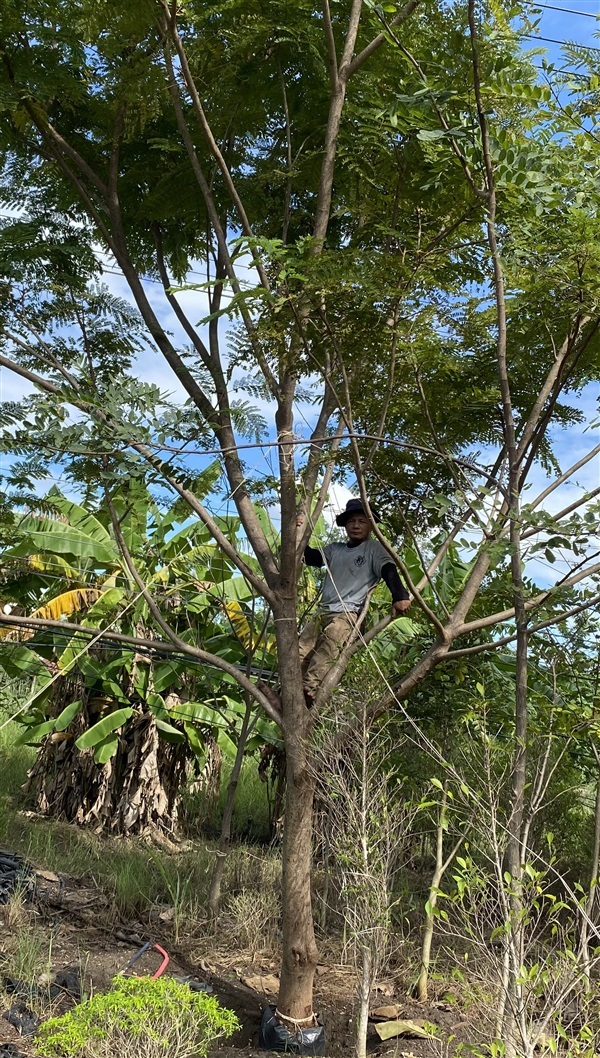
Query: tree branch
526 443 600 514
0 352 276 604
0 613 283 727
160 1 271 292
443 593 600 661
345 0 421 78
455 556 600 638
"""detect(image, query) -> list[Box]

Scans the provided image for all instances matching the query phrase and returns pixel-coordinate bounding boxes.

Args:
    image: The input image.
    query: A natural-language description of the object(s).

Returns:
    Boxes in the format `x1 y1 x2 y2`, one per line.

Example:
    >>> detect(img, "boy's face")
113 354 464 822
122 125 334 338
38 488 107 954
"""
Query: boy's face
345 512 372 543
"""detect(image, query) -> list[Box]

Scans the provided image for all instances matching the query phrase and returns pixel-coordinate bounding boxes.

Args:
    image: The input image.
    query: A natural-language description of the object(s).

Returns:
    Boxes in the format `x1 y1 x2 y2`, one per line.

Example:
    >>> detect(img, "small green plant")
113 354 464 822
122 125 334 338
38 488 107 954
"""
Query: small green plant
35 975 239 1058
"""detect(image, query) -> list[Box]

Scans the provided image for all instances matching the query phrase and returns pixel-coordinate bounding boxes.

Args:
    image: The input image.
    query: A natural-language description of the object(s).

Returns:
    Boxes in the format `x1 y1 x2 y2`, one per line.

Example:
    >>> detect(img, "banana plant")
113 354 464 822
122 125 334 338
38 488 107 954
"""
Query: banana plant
0 476 278 834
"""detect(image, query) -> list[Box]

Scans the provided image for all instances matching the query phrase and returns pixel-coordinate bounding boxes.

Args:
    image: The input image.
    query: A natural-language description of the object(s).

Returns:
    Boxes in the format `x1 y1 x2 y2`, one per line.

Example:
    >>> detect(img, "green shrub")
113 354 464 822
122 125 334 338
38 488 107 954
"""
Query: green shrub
35 975 239 1058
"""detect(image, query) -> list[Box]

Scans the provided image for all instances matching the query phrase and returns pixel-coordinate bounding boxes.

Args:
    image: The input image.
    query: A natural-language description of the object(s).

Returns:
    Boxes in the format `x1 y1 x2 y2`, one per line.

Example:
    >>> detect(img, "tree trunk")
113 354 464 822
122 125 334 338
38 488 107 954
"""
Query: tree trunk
277 739 319 1019
26 687 188 835
356 946 372 1058
275 604 319 1022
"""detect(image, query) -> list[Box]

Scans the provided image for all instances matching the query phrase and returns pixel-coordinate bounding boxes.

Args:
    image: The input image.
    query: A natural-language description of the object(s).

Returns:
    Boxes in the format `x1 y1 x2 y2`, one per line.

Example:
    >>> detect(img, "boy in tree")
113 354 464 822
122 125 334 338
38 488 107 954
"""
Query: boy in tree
297 499 411 707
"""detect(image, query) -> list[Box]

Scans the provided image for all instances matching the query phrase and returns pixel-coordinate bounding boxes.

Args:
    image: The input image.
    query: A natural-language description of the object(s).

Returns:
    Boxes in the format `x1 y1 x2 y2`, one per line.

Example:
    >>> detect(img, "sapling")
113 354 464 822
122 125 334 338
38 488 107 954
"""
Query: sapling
316 693 414 1058
416 777 468 1003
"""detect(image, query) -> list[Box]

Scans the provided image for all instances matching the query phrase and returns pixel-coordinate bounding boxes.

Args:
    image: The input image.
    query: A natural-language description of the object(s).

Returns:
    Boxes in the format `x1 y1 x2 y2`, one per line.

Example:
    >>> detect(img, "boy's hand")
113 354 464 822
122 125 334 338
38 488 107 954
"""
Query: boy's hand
391 599 411 616
296 515 304 527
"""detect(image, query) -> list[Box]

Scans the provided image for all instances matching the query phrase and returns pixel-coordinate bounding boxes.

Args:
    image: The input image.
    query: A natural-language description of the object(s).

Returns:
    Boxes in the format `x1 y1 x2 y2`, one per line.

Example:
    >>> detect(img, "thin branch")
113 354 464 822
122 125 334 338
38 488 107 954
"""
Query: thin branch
161 41 281 401
0 613 283 727
515 319 587 464
321 0 338 88
0 352 276 603
360 306 399 474
444 592 600 660
153 224 212 368
160 1 271 292
2 327 81 392
526 443 600 513
346 0 421 78
521 486 600 540
276 48 294 245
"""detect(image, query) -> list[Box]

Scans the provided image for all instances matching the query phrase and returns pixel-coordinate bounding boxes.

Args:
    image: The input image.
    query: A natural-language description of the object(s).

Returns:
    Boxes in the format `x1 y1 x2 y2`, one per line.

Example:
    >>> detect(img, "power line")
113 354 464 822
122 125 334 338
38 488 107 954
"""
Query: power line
0 625 278 681
532 2 600 20
517 30 600 48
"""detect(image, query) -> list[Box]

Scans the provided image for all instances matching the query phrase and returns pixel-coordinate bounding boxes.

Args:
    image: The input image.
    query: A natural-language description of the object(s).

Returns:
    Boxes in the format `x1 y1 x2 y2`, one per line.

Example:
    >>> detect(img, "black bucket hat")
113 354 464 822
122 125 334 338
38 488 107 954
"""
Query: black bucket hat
335 498 381 527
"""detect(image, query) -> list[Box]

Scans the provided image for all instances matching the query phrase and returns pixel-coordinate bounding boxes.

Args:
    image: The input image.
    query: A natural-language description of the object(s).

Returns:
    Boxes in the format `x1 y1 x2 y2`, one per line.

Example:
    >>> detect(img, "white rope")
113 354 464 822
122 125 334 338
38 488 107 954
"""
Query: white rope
274 1007 318 1028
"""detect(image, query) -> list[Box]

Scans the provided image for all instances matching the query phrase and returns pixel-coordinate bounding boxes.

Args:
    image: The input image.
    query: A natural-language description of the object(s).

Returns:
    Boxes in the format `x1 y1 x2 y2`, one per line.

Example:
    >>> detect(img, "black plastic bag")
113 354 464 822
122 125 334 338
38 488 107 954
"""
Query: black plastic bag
259 1004 325 1055
0 852 34 906
2 1001 40 1036
4 966 81 1003
53 968 82 999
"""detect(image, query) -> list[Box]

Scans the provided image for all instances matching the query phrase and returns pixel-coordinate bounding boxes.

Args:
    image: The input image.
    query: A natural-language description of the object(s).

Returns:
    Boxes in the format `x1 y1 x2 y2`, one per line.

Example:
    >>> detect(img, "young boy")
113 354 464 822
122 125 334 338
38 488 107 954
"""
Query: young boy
298 498 410 707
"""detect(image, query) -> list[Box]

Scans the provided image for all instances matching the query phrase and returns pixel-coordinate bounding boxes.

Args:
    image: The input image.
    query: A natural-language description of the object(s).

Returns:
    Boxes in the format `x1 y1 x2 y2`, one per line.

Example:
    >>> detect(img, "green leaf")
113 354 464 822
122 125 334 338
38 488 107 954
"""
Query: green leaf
14 719 55 746
93 734 119 764
171 701 219 725
183 722 206 758
54 699 82 731
155 718 185 744
46 488 116 548
75 708 133 750
217 728 238 759
0 644 47 678
10 515 119 565
417 128 447 142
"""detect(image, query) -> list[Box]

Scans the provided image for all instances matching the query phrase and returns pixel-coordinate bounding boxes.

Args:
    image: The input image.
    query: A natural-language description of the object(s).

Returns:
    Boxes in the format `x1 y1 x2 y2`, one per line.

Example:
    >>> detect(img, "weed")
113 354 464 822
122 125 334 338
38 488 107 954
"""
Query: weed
3 886 30 932
225 844 281 895
35 974 239 1058
0 916 52 983
147 851 200 943
181 757 271 842
224 886 280 951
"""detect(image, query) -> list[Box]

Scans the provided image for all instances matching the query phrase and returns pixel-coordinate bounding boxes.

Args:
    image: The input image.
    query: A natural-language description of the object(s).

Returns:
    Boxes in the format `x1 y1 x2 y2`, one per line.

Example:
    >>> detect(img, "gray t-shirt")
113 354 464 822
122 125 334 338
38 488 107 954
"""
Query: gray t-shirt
321 539 391 613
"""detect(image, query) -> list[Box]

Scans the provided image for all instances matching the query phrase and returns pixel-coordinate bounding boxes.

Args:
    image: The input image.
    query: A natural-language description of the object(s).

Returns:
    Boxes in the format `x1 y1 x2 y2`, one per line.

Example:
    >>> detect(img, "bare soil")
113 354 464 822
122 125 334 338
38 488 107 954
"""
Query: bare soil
0 859 477 1057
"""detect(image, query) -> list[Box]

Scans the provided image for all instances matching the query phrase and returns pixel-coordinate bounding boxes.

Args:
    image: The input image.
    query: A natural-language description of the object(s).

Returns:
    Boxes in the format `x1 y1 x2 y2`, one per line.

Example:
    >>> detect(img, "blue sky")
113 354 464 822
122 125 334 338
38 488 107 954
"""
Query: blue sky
530 0 600 62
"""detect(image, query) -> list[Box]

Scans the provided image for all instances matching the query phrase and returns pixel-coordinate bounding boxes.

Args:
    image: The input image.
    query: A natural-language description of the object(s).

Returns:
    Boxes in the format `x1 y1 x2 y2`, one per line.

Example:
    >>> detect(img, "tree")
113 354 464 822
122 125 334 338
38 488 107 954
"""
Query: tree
1 0 600 1027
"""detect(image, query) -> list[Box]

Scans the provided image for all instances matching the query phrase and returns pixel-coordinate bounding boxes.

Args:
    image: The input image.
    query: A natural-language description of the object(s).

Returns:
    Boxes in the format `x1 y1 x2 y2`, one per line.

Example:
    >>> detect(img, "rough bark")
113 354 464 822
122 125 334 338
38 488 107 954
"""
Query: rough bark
275 604 319 1021
356 946 372 1058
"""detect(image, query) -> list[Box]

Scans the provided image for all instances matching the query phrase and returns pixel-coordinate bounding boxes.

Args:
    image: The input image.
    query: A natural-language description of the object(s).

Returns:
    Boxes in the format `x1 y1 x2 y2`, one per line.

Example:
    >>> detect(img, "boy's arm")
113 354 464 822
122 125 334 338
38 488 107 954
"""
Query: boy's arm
381 562 411 613
304 545 324 568
297 516 325 567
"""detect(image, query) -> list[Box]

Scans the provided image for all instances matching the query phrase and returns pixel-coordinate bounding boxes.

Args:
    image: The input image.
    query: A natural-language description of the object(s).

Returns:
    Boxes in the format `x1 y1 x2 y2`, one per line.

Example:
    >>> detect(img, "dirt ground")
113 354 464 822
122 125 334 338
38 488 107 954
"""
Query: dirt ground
0 857 477 1057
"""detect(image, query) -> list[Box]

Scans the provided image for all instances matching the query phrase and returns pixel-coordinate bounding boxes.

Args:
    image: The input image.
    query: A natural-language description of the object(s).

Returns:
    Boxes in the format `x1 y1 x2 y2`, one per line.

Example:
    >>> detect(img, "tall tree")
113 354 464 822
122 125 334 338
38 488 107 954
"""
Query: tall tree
0 0 599 1026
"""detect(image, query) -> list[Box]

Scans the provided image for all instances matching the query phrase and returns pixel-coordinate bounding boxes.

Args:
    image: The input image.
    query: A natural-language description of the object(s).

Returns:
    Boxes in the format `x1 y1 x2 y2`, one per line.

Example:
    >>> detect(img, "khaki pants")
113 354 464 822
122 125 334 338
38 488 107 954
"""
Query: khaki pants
298 611 359 698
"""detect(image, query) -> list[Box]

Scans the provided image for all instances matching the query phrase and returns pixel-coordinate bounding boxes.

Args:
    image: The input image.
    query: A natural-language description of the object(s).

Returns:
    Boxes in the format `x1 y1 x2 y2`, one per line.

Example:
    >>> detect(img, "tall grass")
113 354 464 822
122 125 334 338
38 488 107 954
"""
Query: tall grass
181 757 272 842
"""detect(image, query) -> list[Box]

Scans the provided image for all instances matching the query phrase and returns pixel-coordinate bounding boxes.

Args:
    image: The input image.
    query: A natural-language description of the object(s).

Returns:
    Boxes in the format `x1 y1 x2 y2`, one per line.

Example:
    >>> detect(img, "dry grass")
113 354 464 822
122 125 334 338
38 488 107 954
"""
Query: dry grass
223 887 280 952
0 899 51 984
